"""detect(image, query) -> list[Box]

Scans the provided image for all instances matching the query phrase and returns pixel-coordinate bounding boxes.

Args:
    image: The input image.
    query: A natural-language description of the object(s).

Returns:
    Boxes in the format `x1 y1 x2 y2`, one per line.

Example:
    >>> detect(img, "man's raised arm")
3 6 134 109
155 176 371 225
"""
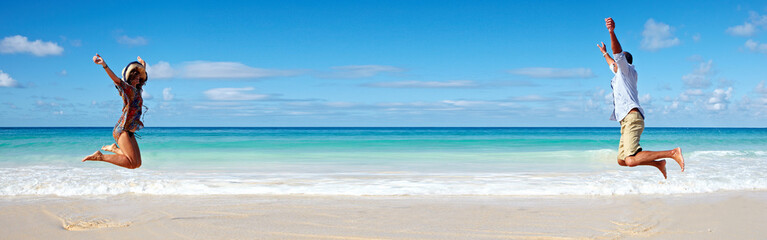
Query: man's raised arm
606 17 623 54
598 42 617 73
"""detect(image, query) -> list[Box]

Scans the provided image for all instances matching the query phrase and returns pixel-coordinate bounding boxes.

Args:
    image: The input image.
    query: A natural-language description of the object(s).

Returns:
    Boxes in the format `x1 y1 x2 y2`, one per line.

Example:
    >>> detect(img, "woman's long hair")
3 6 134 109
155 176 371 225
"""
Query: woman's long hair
121 61 149 136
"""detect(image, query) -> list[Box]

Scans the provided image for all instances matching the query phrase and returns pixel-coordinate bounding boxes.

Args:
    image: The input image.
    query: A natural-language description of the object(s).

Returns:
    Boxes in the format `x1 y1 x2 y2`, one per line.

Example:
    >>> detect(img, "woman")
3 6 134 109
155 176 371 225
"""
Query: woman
82 54 147 169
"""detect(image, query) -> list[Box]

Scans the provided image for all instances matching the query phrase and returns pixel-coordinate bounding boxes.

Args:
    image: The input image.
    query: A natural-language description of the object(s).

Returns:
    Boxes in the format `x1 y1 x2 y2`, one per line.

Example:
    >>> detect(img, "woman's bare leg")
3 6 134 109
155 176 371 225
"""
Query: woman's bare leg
82 132 142 169
101 143 123 155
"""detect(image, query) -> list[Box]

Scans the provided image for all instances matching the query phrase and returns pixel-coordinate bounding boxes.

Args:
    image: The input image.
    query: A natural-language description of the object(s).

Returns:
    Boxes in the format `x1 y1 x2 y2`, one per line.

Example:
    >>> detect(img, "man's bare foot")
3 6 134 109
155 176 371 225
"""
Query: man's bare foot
82 151 103 162
654 160 667 179
101 144 121 154
671 147 685 172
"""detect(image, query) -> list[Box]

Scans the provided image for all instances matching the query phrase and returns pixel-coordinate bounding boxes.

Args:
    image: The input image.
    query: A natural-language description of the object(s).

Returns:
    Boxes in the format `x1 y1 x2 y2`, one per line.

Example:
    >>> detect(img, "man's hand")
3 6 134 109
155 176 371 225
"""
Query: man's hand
605 17 615 32
605 17 622 54
597 42 608 55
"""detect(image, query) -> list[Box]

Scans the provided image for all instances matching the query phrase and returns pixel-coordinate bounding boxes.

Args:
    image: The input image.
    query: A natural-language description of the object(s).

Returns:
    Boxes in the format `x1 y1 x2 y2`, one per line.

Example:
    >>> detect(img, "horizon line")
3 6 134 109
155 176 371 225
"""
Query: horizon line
2 126 766 129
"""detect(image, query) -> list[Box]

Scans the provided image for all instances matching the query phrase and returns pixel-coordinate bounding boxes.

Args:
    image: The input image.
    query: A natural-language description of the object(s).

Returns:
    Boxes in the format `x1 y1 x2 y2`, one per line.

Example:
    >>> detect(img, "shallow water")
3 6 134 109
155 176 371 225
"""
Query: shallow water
1 127 766 196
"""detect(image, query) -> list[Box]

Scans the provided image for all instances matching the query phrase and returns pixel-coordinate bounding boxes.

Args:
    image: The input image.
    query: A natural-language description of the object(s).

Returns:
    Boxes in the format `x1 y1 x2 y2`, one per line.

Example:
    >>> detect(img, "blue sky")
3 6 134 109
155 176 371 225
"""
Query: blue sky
1 0 767 127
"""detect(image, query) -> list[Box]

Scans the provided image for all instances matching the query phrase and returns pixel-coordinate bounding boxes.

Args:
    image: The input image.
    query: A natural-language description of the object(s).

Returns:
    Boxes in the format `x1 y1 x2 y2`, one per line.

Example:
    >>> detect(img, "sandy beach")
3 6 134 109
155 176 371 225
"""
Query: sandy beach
1 191 765 239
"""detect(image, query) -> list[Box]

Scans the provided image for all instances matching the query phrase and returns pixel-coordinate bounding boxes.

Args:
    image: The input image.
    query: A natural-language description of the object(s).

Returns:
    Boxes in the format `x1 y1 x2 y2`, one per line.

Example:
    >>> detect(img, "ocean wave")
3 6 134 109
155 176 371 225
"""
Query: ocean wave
4 128 766 197
689 150 767 158
2 149 766 197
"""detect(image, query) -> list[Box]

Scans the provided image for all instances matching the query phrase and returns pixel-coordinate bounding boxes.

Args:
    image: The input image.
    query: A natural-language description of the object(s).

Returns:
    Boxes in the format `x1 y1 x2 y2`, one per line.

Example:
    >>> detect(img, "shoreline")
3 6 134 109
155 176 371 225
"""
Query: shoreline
2 191 766 239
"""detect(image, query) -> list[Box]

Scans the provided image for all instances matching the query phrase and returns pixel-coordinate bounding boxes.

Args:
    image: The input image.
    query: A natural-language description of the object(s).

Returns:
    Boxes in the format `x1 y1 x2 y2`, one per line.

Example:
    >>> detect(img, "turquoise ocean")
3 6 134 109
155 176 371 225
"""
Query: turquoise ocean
1 127 766 196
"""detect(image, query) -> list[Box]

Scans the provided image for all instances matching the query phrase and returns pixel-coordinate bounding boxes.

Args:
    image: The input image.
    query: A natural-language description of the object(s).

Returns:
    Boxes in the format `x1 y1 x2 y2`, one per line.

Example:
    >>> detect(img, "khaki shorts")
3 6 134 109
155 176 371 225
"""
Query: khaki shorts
618 111 644 160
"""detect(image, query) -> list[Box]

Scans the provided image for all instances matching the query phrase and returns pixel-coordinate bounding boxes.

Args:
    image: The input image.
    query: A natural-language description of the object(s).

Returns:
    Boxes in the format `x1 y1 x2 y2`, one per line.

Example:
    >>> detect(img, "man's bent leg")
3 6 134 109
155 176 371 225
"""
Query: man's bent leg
625 148 684 171
625 151 670 179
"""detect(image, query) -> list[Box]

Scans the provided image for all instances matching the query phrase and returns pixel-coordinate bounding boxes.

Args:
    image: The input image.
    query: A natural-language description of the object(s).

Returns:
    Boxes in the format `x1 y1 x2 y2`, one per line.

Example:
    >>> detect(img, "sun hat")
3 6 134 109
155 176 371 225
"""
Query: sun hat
121 61 147 83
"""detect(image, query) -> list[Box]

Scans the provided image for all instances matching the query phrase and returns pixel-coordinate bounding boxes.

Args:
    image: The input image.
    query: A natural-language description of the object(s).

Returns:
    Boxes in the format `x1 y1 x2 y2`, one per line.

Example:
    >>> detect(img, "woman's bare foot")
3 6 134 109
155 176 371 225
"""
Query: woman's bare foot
653 160 667 179
101 144 121 154
82 151 103 162
671 147 685 172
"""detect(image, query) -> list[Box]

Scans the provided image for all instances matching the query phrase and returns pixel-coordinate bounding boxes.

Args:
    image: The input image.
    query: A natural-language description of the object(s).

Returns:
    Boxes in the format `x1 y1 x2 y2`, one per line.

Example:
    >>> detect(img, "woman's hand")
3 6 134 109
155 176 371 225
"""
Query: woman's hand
94 54 121 84
597 42 608 55
137 56 146 67
93 54 106 67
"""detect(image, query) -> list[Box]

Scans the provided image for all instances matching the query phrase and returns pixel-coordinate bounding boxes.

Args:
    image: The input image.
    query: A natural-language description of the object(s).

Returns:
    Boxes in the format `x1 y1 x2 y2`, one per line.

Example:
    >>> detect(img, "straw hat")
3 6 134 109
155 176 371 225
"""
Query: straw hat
121 61 147 83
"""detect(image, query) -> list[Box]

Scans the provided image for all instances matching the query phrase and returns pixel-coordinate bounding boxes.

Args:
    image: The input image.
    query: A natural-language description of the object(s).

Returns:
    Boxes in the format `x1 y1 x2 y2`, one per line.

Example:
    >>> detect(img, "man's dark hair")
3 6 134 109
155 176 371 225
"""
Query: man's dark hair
625 51 633 64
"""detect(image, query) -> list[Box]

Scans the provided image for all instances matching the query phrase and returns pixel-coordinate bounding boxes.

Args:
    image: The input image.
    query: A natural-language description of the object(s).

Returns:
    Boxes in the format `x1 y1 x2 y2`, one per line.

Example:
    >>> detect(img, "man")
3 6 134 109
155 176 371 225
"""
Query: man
597 17 684 179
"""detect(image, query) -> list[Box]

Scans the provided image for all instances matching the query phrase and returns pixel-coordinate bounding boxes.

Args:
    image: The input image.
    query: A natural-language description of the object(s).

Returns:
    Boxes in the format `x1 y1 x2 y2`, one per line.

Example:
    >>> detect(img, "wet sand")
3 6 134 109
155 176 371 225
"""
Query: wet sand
1 191 766 239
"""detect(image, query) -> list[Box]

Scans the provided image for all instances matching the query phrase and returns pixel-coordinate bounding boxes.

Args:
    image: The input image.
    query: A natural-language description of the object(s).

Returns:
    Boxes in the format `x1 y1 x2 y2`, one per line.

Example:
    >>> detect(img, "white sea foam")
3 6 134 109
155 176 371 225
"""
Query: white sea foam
1 150 766 197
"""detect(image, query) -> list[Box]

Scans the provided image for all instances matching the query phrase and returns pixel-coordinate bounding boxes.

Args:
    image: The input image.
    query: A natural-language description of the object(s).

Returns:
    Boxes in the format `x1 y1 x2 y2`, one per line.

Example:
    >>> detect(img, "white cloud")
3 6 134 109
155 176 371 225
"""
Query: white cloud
751 11 767 25
508 67 595 79
727 11 767 37
441 100 490 107
665 85 739 115
510 95 556 102
162 88 174 101
706 87 733 111
686 54 704 62
377 102 435 108
584 88 611 112
717 78 734 88
755 81 767 94
0 35 63 56
204 87 269 101
681 60 714 89
324 102 358 108
142 61 302 79
0 70 20 88
638 93 655 114
727 22 756 36
641 19 680 51
692 33 701 42
192 101 260 111
146 61 175 79
322 65 404 78
375 100 498 112
182 61 303 79
142 91 154 100
364 80 477 88
685 89 705 96
667 101 680 111
678 89 700 103
640 93 652 104
744 39 767 54
116 35 148 46
36 100 58 107
58 70 67 76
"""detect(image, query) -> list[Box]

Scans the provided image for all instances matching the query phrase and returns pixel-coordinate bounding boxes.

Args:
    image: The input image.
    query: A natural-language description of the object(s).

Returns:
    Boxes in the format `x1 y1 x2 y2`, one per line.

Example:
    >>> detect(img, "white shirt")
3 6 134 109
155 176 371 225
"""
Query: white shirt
609 52 644 121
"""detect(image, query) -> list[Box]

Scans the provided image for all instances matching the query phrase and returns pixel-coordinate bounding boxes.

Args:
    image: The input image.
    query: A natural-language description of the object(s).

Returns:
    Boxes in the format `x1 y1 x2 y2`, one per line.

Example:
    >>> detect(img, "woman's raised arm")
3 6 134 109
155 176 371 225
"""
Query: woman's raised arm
93 54 123 85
